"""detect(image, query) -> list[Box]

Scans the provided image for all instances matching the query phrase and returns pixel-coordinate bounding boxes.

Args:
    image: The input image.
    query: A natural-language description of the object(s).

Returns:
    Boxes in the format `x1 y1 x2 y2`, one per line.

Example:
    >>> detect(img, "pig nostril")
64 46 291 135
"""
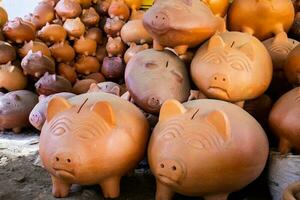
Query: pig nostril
214 77 217 80
172 166 177 171
67 159 71 163
223 78 226 81
156 16 158 19
160 164 164 168
56 157 59 162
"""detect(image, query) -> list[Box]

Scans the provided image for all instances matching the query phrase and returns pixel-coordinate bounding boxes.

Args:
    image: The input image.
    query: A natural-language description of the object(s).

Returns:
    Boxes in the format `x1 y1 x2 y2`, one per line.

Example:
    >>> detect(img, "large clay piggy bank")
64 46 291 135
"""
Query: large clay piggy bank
125 49 191 113
269 87 300 154
0 62 27 91
39 92 149 198
29 92 76 131
202 0 229 17
228 0 295 40
191 32 273 105
148 99 269 200
143 0 225 55
0 90 38 133
284 44 300 86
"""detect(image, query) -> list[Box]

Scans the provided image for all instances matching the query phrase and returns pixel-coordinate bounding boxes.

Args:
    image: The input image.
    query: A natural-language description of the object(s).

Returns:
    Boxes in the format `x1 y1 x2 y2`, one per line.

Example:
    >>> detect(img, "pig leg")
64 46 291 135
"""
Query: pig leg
51 175 71 198
279 138 292 155
174 45 188 55
155 181 174 200
100 177 121 198
204 193 229 200
153 40 164 51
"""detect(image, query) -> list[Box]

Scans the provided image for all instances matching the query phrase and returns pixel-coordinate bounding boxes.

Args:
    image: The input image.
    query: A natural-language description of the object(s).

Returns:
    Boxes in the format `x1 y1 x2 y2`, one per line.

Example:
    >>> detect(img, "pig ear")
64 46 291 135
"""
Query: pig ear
273 32 288 44
208 34 225 50
47 97 72 122
239 42 255 61
110 86 121 96
159 100 186 122
204 110 231 141
91 101 116 127
88 83 100 93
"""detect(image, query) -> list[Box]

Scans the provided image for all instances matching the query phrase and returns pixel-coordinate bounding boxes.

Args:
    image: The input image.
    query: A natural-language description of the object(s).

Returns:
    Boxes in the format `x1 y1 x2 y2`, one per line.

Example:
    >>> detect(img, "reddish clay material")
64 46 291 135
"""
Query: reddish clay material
0 7 8 27
0 41 16 64
58 63 77 84
86 28 103 45
228 0 295 40
0 90 38 133
125 49 191 113
38 23 67 44
202 0 229 17
106 37 126 57
29 92 76 130
81 7 100 27
269 87 300 154
39 92 149 198
143 0 225 55
124 0 142 10
63 18 85 39
72 79 98 94
149 99 269 200
74 36 97 56
121 19 152 45
19 41 51 58
35 73 73 96
108 0 130 21
50 42 76 63
124 43 149 64
3 18 36 43
104 17 125 37
102 56 125 79
55 0 82 20
88 82 127 96
284 44 300 86
75 56 100 75
191 32 273 104
0 62 27 91
21 51 55 78
31 1 55 28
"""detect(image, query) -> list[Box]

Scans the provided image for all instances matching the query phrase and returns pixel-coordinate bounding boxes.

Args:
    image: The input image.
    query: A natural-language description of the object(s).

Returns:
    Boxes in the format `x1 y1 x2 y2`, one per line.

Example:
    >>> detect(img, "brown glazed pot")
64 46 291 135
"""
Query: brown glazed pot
0 62 27 92
0 41 16 64
148 99 269 200
284 44 300 86
3 18 36 43
143 0 225 55
125 49 191 114
202 0 229 17
0 90 38 133
39 92 149 198
228 0 295 40
19 40 51 58
269 87 300 154
191 32 273 105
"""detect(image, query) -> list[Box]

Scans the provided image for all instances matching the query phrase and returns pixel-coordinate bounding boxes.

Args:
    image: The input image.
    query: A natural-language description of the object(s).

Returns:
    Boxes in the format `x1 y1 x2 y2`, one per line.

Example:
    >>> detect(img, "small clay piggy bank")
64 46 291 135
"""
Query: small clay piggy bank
81 7 100 27
38 23 67 44
2 18 35 43
19 40 51 58
202 0 229 17
55 0 82 20
284 44 300 86
191 32 273 105
125 49 191 113
50 42 76 63
106 37 126 57
29 92 76 130
0 62 27 91
0 90 38 133
39 92 149 198
0 41 16 64
143 0 225 55
104 17 125 37
63 18 86 39
88 82 127 96
35 73 73 96
72 79 98 94
108 0 130 21
269 87 300 154
228 0 295 40
124 43 149 64
31 1 55 28
101 56 125 79
148 99 269 200
75 56 100 75
73 36 97 56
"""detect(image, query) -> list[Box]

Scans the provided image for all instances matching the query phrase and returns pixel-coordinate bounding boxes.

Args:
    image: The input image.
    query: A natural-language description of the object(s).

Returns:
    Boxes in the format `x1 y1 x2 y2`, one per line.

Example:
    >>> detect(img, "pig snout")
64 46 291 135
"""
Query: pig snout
147 96 162 109
156 160 185 184
149 12 169 34
29 112 44 129
208 73 230 98
51 151 78 176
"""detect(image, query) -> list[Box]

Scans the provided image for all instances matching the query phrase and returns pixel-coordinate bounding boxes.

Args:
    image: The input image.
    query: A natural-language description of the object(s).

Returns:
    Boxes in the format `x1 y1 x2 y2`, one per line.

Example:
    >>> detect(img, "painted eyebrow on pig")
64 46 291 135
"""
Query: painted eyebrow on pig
191 109 200 120
77 98 89 113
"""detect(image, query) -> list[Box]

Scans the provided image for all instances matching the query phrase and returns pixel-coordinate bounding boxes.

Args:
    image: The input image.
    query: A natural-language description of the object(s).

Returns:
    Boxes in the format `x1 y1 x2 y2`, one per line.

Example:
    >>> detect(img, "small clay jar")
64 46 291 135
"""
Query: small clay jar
121 19 152 45
0 6 8 27
96 0 112 14
31 1 55 28
75 56 100 75
49 41 75 63
202 0 229 17
19 40 51 58
21 51 55 78
55 0 82 20
38 23 67 44
73 36 97 56
35 72 73 96
108 0 130 21
84 72 106 83
86 28 103 45
72 78 98 94
63 17 85 39
104 17 125 37
0 62 27 91
106 37 126 57
284 44 300 86
3 18 36 43
81 7 100 27
124 43 149 64
0 41 16 64
102 56 125 79
124 0 142 10
96 45 107 63
58 63 77 84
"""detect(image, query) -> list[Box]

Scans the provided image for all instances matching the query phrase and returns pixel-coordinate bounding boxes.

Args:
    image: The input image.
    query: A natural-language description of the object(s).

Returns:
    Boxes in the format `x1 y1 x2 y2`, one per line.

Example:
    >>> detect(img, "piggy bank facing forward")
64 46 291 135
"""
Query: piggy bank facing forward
39 92 149 198
143 0 225 55
148 99 269 200
191 32 273 105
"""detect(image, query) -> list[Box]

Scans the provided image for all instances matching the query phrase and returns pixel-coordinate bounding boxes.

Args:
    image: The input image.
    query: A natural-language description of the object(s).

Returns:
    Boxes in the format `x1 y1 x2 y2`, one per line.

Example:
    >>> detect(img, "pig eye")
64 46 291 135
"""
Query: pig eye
230 62 244 71
76 131 94 139
144 62 158 69
210 58 221 65
52 127 66 136
163 132 176 139
188 139 205 150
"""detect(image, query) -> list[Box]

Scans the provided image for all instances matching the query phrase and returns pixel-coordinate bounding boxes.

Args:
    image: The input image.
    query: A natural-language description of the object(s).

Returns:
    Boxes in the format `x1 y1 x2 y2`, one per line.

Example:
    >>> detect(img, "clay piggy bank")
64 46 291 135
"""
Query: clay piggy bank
31 1 55 28
81 7 100 27
284 44 300 86
0 41 16 64
74 36 97 56
228 0 295 40
38 24 67 44
58 63 77 84
0 62 27 91
63 18 85 39
125 49 191 113
19 41 51 58
104 17 125 37
202 0 229 17
143 0 225 55
86 28 103 45
55 0 82 20
148 99 269 200
88 82 127 96
72 79 98 94
191 32 273 105
269 87 300 154
39 92 149 198
75 56 100 75
2 18 35 43
124 43 149 64
50 42 76 63
106 37 126 57
0 90 38 133
101 56 125 79
29 92 76 130
108 0 130 21
35 73 73 96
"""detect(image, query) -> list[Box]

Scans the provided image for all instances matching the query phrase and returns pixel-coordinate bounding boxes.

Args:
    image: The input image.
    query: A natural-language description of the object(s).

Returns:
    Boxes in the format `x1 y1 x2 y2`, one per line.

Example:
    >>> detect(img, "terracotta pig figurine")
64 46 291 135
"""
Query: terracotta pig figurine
108 0 130 21
72 79 98 94
124 43 149 64
0 90 38 133
0 41 16 64
0 62 27 91
106 37 126 57
148 99 269 200
228 0 295 40
191 32 273 106
39 92 149 198
269 87 300 154
88 82 127 96
29 92 76 130
101 56 125 79
284 44 300 86
104 17 125 37
143 0 225 55
125 49 191 113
